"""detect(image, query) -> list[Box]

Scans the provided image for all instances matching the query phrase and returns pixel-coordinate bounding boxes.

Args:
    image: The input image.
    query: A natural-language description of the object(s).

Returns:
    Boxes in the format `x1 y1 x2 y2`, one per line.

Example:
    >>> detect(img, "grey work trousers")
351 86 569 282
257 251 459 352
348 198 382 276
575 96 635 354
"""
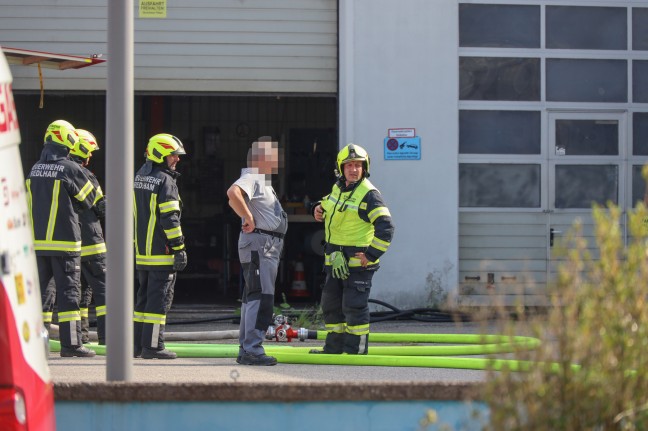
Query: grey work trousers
238 232 283 356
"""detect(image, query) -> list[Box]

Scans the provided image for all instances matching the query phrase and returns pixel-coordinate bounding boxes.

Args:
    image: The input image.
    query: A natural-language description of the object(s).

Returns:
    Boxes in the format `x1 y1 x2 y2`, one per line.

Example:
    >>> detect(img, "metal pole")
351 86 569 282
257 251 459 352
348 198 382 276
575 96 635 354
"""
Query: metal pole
338 0 354 146
106 0 134 381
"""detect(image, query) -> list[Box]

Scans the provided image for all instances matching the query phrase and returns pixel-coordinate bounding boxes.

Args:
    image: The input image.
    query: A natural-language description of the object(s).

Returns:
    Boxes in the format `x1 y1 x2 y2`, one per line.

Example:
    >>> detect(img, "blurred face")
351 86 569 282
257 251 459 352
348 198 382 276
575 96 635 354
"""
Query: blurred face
166 154 180 170
343 160 363 185
250 141 281 175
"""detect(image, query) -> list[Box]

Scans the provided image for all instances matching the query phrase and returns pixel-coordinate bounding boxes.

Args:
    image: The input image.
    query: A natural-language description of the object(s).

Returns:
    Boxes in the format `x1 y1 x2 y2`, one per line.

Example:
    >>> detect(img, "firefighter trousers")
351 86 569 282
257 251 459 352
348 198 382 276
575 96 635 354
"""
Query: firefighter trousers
37 255 82 348
238 233 283 356
320 270 374 354
134 270 176 350
43 256 107 345
79 256 107 344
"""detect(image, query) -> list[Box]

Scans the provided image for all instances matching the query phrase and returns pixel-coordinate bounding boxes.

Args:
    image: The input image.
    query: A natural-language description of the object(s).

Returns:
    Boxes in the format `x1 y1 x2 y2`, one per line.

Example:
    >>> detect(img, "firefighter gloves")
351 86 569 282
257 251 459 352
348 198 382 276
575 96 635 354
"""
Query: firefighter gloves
173 250 188 271
331 251 349 280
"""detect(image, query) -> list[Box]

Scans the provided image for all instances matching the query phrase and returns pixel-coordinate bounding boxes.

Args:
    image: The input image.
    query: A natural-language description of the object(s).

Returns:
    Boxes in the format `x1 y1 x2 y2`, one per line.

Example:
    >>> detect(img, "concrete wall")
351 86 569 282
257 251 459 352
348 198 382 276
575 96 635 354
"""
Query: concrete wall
339 0 459 308
55 381 486 431
57 400 487 431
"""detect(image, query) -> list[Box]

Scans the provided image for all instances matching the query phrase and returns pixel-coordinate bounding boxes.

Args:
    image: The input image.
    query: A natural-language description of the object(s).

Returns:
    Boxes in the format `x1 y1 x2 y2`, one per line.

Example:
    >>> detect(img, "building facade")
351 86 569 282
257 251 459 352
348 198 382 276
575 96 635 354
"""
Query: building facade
2 0 647 307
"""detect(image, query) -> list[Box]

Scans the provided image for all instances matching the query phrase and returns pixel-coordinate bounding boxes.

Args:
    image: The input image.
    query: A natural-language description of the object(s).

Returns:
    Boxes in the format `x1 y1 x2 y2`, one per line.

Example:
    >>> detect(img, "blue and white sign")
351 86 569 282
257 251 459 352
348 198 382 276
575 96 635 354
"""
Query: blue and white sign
384 136 421 160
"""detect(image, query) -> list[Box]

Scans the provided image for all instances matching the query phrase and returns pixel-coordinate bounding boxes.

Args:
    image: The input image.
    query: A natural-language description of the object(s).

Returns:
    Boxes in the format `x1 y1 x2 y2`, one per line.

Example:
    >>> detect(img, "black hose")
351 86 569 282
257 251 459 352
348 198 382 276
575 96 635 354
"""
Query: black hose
164 299 472 326
166 315 240 325
368 299 472 323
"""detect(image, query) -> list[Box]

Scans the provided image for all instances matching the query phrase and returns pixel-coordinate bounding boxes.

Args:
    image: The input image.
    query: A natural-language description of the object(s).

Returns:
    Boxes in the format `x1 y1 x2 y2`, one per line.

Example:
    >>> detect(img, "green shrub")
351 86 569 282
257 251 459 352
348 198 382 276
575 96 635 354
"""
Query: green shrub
483 203 648 431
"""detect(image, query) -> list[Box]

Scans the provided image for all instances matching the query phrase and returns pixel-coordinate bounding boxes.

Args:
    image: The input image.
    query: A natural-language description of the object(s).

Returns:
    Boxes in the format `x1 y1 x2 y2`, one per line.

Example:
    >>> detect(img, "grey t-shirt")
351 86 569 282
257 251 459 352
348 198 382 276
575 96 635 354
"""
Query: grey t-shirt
234 168 287 233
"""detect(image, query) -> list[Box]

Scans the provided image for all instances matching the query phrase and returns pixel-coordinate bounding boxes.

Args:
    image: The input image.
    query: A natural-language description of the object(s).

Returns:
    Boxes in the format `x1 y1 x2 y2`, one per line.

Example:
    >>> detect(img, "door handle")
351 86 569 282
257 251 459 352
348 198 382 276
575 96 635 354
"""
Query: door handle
550 228 563 247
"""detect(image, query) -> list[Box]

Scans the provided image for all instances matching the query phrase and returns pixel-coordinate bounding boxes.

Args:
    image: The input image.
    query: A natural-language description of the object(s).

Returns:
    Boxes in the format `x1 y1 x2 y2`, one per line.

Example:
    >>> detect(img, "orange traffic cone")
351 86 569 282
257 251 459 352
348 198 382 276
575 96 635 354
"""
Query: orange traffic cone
289 258 309 298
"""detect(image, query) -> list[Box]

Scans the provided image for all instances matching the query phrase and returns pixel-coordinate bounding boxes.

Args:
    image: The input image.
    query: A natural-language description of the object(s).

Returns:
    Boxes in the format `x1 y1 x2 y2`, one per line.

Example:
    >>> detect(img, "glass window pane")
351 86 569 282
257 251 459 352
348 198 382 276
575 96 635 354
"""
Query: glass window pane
547 6 627 50
555 119 619 156
554 165 618 209
633 8 648 50
460 110 541 154
459 4 540 48
546 59 627 103
633 113 648 155
460 57 540 101
459 164 541 208
633 61 648 103
632 164 648 206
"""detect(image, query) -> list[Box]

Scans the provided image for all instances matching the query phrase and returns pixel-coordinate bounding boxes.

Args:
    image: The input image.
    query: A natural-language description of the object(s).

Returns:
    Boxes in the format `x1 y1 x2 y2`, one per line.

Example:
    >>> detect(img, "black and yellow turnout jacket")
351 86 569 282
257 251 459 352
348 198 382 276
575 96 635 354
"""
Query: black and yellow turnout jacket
133 160 185 271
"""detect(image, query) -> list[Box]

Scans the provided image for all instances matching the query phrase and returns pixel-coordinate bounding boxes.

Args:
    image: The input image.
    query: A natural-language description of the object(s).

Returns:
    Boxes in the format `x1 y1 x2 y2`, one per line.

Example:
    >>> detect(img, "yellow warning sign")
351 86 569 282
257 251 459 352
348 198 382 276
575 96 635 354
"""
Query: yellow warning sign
15 273 25 304
139 0 167 18
22 321 30 342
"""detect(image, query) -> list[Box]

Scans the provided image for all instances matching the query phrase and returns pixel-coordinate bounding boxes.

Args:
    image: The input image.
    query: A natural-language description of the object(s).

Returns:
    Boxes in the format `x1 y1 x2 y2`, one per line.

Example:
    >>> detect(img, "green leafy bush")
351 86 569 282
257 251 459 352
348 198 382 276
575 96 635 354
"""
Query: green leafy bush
484 203 648 431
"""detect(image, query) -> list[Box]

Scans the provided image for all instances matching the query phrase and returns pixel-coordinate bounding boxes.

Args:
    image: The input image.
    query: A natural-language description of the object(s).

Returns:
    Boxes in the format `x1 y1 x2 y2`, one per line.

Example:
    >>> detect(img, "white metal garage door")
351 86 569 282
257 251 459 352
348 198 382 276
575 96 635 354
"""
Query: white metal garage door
0 0 338 93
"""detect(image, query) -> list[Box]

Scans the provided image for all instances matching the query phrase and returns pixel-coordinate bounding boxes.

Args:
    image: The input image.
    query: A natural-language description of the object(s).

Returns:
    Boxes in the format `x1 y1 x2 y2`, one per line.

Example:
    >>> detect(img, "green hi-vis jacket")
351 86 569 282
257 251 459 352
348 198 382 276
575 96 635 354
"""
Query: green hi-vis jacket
133 161 185 271
26 144 99 257
320 178 394 271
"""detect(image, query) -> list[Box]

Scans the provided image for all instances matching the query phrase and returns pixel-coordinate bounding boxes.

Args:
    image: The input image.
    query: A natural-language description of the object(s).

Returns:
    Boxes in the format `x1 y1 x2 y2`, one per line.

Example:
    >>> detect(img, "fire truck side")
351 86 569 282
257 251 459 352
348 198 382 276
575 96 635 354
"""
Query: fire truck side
0 48 56 431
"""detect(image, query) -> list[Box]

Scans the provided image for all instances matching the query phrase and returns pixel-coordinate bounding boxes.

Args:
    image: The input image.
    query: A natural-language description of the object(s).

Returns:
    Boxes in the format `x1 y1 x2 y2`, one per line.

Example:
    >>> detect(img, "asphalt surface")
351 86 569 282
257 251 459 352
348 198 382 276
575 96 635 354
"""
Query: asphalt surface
48 304 500 384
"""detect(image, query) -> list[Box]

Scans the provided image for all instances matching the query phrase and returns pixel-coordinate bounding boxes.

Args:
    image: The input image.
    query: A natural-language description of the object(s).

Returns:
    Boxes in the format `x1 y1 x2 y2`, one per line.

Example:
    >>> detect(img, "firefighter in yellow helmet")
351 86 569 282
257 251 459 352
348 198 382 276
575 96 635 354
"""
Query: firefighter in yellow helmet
70 129 107 344
26 120 100 357
133 133 187 359
43 128 107 345
310 144 395 354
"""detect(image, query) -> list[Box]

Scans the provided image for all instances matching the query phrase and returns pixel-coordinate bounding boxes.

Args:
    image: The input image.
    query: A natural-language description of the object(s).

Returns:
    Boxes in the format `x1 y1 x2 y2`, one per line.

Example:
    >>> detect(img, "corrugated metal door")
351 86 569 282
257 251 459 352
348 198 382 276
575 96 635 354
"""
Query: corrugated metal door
0 0 338 93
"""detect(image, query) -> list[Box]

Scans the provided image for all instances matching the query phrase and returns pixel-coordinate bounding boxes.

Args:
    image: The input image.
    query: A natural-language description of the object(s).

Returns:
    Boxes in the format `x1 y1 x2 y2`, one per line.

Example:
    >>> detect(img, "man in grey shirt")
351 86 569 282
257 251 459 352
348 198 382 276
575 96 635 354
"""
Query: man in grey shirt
227 137 287 366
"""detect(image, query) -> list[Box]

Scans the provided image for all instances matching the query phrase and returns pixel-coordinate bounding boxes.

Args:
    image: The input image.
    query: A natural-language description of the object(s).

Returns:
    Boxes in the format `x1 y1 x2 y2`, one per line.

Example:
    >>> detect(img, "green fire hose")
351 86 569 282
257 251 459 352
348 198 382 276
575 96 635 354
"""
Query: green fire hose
50 331 544 371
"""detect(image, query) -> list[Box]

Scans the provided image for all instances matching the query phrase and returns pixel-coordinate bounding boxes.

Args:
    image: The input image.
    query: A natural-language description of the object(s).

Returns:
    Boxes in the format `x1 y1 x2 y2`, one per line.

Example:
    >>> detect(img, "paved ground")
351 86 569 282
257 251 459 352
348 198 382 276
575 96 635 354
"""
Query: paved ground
48 304 506 384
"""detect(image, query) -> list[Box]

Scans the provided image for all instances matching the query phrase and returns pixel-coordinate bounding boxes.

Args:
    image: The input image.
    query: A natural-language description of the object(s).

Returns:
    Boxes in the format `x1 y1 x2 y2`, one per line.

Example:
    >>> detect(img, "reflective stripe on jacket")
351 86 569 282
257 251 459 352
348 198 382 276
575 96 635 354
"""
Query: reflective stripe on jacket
26 144 98 257
320 178 394 271
133 161 184 270
78 165 106 261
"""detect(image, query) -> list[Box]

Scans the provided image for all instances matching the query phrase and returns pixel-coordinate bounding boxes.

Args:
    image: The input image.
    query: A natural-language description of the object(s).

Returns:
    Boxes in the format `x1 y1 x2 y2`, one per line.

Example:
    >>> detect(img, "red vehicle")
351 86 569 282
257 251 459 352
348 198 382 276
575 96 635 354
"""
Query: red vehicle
0 48 56 431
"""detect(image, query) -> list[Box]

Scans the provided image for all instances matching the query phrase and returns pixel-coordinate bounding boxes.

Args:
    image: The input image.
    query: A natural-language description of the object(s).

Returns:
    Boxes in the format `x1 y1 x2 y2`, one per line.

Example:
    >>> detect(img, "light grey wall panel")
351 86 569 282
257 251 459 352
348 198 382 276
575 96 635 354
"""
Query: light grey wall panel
0 0 337 92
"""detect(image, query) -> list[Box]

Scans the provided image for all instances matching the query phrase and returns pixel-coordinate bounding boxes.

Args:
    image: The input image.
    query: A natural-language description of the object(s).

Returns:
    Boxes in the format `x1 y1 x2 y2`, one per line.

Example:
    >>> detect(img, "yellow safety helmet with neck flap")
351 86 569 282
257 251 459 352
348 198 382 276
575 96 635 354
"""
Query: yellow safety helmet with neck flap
336 143 370 179
70 129 99 159
44 119 78 150
145 133 186 164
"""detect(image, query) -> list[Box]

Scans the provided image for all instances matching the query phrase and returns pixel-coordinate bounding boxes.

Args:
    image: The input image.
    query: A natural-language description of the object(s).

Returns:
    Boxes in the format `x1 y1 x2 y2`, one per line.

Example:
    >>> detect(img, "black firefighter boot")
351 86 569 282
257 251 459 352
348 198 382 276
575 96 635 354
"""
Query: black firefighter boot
343 332 369 355
140 322 176 359
60 321 96 357
310 331 345 354
141 347 177 359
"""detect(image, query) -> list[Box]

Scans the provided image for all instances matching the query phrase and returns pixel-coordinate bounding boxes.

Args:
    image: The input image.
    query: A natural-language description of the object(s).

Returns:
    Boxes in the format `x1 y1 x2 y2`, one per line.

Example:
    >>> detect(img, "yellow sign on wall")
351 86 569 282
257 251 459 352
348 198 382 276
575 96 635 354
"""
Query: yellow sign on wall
139 0 167 18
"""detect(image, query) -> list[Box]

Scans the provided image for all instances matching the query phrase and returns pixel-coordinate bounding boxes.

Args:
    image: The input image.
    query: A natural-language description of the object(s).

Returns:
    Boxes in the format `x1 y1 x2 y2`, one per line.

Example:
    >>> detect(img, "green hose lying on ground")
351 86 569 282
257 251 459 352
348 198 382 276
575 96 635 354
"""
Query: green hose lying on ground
49 331 544 371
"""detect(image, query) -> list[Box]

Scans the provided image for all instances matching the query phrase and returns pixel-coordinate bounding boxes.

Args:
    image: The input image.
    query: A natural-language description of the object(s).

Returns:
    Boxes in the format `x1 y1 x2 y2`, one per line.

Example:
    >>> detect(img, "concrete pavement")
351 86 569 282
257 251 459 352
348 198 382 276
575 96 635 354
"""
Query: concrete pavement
49 304 494 385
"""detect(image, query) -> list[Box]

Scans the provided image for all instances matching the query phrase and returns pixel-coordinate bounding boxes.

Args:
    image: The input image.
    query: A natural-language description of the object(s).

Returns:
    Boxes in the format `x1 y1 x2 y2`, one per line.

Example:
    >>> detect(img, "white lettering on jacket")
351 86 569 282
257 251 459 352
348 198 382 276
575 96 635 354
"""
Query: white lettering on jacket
30 164 65 178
